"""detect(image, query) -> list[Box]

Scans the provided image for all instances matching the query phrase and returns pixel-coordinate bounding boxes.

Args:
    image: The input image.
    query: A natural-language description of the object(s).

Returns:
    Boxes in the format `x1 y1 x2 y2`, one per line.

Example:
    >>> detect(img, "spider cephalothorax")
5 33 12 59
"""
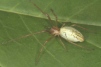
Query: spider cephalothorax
49 26 60 36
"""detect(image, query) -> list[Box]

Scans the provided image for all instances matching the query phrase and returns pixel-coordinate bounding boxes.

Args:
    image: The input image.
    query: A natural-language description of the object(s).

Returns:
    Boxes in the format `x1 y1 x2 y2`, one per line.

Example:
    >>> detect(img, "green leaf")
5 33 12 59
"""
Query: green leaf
0 0 101 67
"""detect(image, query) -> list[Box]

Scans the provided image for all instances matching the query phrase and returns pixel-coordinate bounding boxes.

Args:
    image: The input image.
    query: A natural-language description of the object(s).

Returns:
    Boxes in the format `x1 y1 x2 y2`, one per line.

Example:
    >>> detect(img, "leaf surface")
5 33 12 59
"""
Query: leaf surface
0 0 101 67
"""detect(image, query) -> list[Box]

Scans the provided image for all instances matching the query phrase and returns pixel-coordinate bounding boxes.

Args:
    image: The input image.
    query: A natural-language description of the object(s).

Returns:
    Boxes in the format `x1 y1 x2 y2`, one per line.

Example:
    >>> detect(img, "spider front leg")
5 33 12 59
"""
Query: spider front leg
30 0 54 26
2 30 46 45
35 36 54 65
50 9 58 26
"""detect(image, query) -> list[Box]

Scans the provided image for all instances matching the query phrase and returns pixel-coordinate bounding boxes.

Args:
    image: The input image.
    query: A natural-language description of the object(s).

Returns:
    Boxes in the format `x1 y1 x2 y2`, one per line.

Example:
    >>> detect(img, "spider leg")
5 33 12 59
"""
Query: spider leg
61 22 71 27
62 23 66 27
71 24 88 30
35 35 54 65
29 0 54 26
71 24 95 33
58 36 67 51
50 9 58 26
67 40 93 50
2 30 46 45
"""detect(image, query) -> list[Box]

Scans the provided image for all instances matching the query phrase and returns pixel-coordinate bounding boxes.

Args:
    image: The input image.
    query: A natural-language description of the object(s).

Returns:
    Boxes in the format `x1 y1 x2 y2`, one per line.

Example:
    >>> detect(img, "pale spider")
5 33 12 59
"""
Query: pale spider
29 0 87 65
2 0 92 65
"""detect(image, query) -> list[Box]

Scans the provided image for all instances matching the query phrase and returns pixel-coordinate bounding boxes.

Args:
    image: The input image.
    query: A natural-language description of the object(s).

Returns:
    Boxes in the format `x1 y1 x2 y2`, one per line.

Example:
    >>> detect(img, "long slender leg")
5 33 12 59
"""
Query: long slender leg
2 30 46 45
50 9 58 26
62 23 66 27
58 36 67 51
35 35 54 65
61 22 71 27
67 40 93 50
71 24 88 30
29 0 53 26
71 24 95 33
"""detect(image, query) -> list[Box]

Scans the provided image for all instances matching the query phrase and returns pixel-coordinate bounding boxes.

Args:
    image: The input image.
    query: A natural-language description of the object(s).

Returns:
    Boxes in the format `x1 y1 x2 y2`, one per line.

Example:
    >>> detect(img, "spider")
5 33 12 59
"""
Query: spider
29 0 87 65
2 0 91 65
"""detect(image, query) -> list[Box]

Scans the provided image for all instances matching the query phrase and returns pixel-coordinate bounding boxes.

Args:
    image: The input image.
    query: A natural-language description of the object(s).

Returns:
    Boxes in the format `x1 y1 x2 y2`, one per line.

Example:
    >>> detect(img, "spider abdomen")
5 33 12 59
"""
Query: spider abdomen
60 26 84 42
